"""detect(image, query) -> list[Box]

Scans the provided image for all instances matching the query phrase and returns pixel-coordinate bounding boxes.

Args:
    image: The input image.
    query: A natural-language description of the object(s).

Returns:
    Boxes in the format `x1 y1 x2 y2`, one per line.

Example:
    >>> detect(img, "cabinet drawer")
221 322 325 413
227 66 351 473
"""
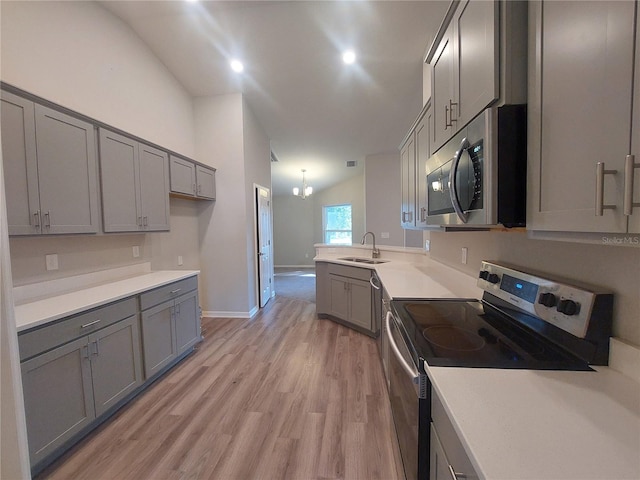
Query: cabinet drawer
18 297 137 361
139 276 198 311
327 263 372 281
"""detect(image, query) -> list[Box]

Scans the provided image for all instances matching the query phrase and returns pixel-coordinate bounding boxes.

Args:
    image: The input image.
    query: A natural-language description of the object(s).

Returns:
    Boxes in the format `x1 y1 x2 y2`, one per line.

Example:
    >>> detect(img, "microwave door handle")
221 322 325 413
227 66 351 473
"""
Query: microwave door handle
449 137 470 223
385 312 419 380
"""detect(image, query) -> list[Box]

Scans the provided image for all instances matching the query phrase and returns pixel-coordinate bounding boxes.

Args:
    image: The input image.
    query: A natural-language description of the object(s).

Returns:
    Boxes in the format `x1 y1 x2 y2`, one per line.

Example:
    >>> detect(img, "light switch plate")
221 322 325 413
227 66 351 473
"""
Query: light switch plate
461 247 468 265
132 246 140 258
45 254 59 271
381 232 390 239
178 255 184 266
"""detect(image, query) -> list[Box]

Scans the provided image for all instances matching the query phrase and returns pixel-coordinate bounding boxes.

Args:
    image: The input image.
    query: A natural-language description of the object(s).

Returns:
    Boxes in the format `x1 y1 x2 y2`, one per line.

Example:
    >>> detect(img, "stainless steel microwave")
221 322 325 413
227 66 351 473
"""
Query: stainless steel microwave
425 105 527 227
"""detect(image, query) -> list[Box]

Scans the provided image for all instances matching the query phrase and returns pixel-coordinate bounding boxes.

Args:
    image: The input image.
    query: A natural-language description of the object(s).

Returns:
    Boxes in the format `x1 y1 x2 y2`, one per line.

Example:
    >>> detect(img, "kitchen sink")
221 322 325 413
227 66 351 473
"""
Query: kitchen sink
338 257 389 264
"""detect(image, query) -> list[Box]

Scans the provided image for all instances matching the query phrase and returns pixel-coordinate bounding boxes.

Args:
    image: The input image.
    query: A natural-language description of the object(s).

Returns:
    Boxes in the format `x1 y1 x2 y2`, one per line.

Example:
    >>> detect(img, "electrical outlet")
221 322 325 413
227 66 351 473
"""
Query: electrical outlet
381 232 390 239
305 253 309 258
425 240 430 252
461 247 468 265
178 255 184 266
132 246 140 258
45 254 59 271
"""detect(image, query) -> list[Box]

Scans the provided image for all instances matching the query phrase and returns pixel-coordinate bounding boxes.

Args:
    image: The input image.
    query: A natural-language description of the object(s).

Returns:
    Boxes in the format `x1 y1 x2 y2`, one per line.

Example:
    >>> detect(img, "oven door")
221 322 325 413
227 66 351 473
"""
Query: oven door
386 312 430 480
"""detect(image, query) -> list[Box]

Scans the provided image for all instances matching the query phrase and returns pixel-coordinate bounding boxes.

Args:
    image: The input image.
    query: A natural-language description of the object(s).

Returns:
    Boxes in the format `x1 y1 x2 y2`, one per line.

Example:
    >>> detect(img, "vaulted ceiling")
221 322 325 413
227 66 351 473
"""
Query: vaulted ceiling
100 1 449 195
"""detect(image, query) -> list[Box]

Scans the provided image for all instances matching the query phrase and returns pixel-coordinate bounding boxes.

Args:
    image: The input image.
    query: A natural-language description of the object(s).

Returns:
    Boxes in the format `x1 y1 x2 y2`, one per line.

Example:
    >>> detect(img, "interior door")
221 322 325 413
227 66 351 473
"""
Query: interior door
256 185 273 307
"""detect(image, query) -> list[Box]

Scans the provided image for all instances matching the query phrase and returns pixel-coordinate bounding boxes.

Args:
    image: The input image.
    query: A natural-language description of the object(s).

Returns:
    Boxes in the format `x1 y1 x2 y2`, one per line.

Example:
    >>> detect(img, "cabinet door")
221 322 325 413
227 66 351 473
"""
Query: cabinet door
34 105 99 234
629 4 640 234
415 112 430 228
528 1 634 233
141 301 176 379
196 165 216 199
431 23 455 153
454 0 498 129
21 337 95 466
430 424 454 480
89 315 143 417
99 129 142 232
170 155 196 196
1 92 40 235
329 274 350 321
400 135 416 227
138 143 170 231
348 277 372 331
175 290 200 355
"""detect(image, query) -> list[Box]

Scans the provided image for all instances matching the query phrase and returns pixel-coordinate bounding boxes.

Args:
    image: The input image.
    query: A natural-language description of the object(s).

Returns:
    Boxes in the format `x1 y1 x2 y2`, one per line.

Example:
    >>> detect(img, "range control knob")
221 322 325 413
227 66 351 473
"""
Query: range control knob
486 273 501 284
557 299 579 316
538 292 558 308
479 270 490 280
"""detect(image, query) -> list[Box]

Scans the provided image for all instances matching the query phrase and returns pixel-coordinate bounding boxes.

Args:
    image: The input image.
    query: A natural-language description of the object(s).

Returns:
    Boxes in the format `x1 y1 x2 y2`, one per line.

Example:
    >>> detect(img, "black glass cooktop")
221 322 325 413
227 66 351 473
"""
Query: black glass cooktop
391 299 592 371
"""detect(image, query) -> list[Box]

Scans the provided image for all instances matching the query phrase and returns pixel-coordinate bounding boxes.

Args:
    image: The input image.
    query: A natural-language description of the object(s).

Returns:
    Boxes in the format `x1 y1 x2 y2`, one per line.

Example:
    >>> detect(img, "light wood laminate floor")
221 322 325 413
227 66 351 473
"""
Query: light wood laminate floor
37 296 404 480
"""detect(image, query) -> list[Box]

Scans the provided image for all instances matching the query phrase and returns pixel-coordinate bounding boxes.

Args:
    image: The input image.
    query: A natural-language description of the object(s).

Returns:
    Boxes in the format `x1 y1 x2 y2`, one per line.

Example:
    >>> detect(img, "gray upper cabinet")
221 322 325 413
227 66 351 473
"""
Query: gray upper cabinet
428 0 523 155
400 103 431 229
99 128 170 232
196 165 216 200
170 155 196 196
1 91 39 235
629 3 640 234
528 1 637 234
1 91 99 235
169 154 216 200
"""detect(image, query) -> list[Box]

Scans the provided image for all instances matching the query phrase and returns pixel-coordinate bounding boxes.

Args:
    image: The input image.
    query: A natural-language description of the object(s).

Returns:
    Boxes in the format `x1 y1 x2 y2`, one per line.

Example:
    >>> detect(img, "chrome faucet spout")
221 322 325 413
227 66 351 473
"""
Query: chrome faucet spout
361 231 380 258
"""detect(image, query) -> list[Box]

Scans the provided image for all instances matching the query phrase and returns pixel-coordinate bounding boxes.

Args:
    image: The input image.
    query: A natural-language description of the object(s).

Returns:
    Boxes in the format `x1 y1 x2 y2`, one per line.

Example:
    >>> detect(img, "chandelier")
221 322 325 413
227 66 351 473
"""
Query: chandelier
293 169 313 199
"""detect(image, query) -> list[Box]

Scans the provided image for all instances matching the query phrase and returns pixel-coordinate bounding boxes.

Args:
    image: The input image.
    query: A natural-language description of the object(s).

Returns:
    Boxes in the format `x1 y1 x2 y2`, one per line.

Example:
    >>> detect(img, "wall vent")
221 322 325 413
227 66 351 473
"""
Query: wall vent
346 160 357 167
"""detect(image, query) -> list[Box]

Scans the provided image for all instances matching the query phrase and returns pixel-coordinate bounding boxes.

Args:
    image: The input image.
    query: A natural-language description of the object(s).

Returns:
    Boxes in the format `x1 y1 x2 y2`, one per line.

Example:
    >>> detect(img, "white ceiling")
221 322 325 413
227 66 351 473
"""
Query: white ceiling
100 0 449 195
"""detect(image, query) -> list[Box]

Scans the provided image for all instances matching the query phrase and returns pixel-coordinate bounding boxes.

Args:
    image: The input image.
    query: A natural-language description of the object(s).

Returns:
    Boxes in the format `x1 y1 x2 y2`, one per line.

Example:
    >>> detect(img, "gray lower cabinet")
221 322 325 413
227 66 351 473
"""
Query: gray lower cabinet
99 128 170 232
20 310 142 470
140 280 201 379
316 262 375 335
169 154 216 200
1 90 99 236
430 392 479 480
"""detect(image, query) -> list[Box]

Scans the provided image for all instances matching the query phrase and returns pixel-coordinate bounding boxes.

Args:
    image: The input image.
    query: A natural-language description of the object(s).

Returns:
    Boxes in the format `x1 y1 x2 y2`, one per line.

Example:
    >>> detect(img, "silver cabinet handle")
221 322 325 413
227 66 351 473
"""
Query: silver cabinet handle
420 207 427 222
385 312 419 379
595 162 618 216
170 288 182 294
445 104 451 129
198 184 202 194
82 345 89 359
449 137 470 223
44 211 51 228
448 464 468 480
33 211 41 228
193 183 197 194
369 276 381 290
624 155 640 215
81 319 101 329
143 216 148 227
137 216 142 227
449 99 458 122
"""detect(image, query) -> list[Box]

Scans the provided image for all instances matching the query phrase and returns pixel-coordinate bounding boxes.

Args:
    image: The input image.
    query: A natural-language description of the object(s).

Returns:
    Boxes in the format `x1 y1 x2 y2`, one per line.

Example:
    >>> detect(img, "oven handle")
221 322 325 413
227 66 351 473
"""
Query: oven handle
385 311 420 381
449 137 470 223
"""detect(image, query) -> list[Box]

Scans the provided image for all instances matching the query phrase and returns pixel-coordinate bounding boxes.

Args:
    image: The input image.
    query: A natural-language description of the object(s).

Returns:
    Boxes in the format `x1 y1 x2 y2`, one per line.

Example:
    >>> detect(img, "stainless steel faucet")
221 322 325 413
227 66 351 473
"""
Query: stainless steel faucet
361 231 380 258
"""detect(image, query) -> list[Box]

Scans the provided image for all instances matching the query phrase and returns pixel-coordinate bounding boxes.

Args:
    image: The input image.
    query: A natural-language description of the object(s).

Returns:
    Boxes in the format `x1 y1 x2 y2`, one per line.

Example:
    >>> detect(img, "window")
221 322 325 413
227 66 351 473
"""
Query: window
323 204 352 244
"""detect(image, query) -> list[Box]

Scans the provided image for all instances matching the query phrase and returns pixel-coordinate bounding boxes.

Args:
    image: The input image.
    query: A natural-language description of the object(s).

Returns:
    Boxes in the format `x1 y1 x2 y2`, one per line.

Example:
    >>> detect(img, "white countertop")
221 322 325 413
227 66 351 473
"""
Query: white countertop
15 270 199 332
315 249 640 480
427 365 640 480
314 253 483 300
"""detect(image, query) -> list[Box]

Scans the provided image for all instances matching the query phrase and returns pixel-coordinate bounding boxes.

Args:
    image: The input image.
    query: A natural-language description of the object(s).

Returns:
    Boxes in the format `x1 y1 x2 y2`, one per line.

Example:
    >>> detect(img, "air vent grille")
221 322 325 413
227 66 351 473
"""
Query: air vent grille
346 160 357 167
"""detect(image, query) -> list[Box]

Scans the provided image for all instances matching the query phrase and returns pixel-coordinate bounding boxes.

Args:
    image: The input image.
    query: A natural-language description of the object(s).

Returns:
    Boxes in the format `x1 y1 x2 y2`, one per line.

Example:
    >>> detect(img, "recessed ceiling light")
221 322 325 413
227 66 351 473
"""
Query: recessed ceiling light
342 50 356 65
230 59 244 73
185 0 198 3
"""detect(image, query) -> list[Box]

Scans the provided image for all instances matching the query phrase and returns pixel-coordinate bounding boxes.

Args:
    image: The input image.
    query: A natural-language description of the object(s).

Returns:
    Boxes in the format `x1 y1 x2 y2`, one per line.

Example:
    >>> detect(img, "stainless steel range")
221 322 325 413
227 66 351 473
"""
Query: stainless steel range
385 261 614 480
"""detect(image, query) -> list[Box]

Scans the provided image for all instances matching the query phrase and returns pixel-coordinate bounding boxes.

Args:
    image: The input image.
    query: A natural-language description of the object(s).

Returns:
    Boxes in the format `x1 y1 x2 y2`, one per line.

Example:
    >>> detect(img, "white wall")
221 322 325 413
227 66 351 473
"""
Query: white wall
272 194 315 267
314 174 366 245
364 152 404 247
429 231 640 347
241 97 272 311
1 0 195 156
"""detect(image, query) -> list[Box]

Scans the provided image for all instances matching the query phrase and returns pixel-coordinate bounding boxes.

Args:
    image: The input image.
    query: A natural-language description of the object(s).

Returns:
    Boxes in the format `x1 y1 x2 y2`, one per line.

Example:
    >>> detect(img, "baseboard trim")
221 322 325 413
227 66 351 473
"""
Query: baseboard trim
202 307 260 319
